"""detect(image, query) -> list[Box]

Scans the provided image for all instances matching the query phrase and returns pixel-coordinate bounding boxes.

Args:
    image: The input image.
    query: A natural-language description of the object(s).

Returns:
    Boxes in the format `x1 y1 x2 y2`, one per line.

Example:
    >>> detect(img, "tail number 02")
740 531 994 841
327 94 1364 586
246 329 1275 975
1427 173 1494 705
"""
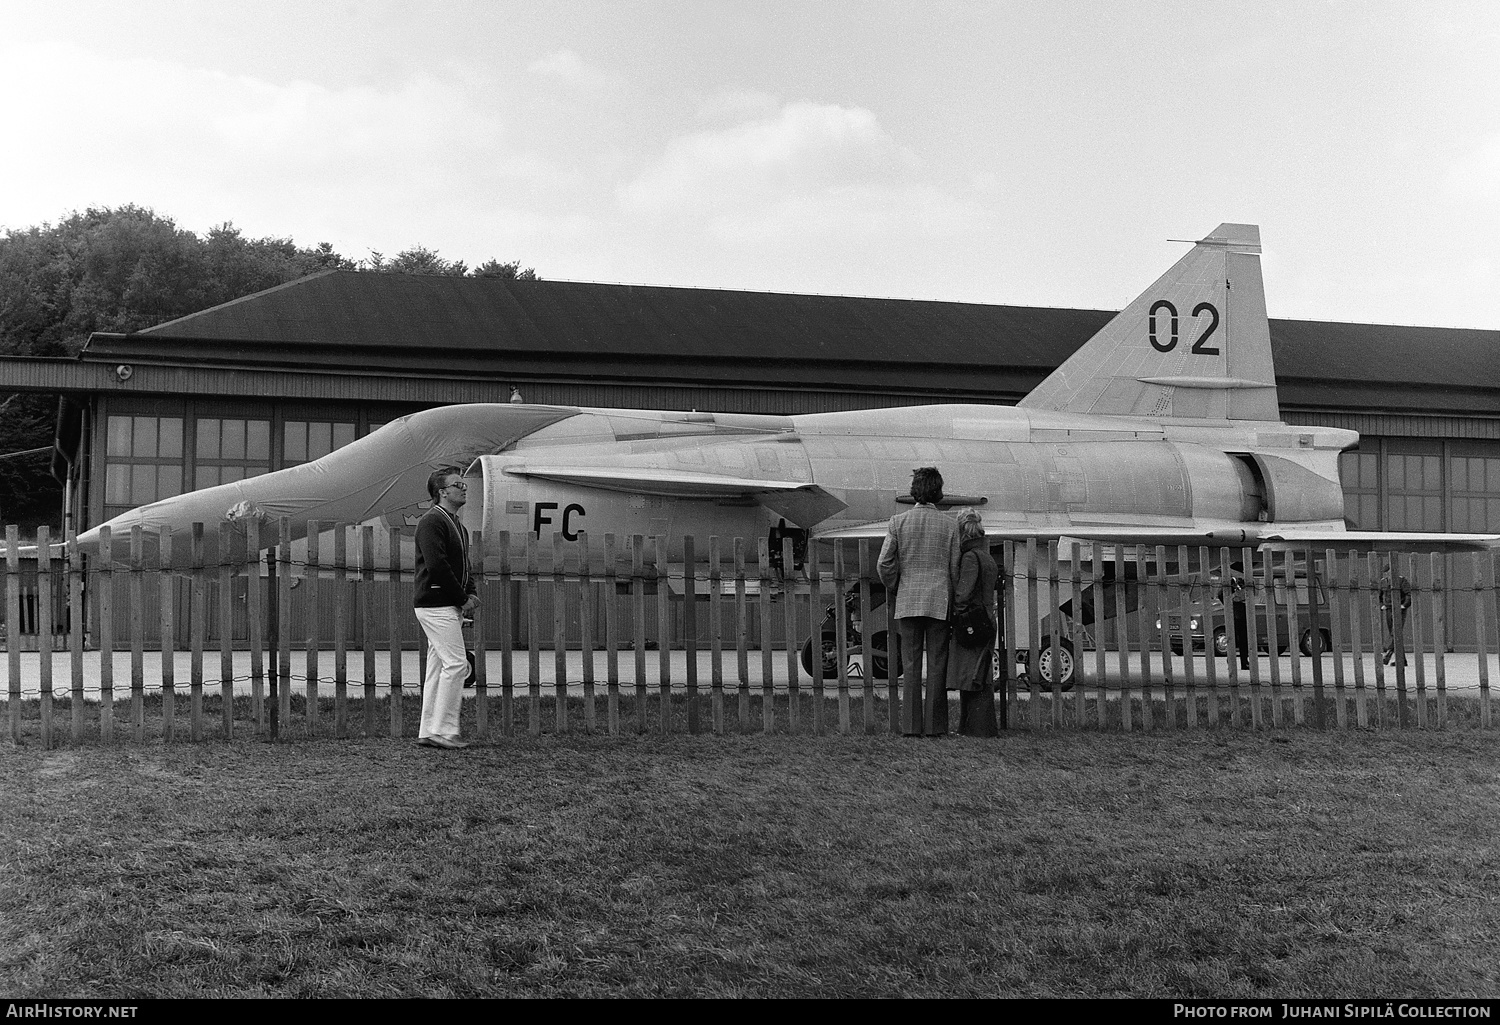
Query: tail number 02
1148 300 1220 355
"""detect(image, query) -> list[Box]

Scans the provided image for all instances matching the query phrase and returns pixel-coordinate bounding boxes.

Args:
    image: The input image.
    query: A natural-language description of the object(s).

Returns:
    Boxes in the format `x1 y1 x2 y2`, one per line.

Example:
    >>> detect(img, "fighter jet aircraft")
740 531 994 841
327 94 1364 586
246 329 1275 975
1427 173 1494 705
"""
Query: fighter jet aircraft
77 222 1499 572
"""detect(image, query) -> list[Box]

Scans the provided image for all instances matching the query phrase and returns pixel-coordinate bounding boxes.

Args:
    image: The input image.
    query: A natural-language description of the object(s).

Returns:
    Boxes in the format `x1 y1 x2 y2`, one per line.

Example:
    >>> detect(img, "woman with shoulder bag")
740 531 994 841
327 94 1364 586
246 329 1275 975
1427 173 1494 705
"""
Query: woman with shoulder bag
947 508 1000 737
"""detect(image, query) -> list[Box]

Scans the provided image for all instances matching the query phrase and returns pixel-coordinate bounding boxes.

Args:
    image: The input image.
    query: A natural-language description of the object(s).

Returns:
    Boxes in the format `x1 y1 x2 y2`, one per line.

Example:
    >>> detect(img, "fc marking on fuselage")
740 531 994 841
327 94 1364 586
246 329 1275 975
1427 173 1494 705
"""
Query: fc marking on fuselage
531 501 586 540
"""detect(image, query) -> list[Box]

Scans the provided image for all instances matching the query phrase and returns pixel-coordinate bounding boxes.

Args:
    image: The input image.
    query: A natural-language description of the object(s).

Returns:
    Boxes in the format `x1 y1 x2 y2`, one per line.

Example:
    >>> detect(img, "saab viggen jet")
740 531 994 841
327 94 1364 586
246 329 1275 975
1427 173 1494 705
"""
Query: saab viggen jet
78 223 1498 581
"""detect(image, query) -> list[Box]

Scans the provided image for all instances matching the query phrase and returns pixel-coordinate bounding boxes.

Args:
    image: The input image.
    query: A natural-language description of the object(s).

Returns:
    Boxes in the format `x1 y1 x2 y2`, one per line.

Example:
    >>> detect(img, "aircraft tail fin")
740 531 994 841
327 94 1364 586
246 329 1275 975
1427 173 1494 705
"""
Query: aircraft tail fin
1018 223 1279 421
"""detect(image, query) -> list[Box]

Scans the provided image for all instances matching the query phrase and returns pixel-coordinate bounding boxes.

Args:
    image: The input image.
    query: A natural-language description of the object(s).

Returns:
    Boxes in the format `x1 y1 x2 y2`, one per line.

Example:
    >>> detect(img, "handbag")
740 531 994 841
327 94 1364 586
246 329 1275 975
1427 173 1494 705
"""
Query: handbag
952 604 994 649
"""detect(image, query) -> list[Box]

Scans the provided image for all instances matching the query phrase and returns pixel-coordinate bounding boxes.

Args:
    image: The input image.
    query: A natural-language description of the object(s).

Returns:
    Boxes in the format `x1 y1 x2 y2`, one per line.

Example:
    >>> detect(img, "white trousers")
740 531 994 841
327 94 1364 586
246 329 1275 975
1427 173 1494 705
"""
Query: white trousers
415 606 467 740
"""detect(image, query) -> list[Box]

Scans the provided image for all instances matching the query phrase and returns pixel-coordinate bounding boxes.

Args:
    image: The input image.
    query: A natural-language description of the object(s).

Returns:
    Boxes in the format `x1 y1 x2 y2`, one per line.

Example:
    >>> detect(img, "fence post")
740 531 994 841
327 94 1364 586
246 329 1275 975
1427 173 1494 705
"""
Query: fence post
160 528 176 743
386 526 404 739
498 530 514 739
1194 547 1214 726
1221 547 1243 729
1133 544 1153 731
604 533 620 737
1242 546 1262 729
579 530 595 735
6 526 20 744
362 526 377 739
1112 544 1130 730
735 537 750 734
95 527 114 743
1027 538 1041 730
526 533 541 736
757 538 774 734
633 535 647 734
333 524 349 740
218 522 234 740
1369 552 1388 729
1004 541 1021 731
1482 550 1496 730
37 526 53 749
683 534 699 735
130 526 146 742
782 535 799 734
1090 548 1106 729
1156 545 1176 730
1429 552 1447 728
1047 540 1062 729
1410 552 1429 729
277 518 293 733
471 529 488 740
264 547 277 741
1284 549 1306 725
708 536 724 736
1173 546 1192 729
856 538 874 733
1326 548 1348 731
833 542 850 736
1304 545 1326 730
246 521 263 732
1477 552 1493 730
656 536 672 734
1393 552 1413 729
1073 544 1090 728
807 538 824 736
190 522 206 742
306 521 321 735
553 534 568 734
66 527 85 744
1347 550 1370 729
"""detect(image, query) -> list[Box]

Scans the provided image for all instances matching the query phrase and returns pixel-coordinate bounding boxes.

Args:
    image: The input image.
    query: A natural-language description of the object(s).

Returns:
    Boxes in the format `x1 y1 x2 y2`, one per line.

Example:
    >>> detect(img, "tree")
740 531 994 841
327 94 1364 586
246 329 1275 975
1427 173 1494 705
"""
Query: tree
472 259 538 281
0 204 537 529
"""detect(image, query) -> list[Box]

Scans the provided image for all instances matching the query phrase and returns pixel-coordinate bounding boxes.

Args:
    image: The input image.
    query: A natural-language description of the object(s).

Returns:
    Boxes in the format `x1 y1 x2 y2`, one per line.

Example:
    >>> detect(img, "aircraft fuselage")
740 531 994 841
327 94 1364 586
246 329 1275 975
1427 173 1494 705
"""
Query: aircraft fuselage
472 404 1356 562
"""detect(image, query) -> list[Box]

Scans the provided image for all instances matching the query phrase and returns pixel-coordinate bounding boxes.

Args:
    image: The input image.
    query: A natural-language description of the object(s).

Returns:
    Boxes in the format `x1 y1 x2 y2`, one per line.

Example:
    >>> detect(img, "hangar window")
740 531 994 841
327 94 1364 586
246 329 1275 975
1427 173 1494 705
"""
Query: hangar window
284 420 357 466
1338 448 1380 529
1448 443 1500 532
1385 440 1443 532
195 417 271 489
103 415 185 516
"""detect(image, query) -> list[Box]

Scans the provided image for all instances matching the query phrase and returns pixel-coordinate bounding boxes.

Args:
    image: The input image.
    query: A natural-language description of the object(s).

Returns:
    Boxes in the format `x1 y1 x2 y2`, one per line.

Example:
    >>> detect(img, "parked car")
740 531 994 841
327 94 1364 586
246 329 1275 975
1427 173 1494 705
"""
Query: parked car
1155 571 1332 657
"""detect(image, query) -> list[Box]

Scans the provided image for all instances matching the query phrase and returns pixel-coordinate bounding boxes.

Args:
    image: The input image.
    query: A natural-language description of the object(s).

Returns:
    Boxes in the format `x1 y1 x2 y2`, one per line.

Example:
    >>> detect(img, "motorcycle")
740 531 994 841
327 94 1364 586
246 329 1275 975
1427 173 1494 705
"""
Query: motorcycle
798 582 897 680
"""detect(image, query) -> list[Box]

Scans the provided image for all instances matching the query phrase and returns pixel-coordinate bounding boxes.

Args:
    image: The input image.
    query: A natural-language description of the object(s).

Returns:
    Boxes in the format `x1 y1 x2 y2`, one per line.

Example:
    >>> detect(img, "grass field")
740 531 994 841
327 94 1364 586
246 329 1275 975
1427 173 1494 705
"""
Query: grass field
3 723 1498 998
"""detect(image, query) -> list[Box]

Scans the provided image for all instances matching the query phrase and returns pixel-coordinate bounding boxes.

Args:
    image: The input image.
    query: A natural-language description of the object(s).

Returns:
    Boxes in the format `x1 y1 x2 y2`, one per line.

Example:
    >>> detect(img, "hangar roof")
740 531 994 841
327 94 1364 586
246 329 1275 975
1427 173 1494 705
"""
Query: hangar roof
79 269 1500 413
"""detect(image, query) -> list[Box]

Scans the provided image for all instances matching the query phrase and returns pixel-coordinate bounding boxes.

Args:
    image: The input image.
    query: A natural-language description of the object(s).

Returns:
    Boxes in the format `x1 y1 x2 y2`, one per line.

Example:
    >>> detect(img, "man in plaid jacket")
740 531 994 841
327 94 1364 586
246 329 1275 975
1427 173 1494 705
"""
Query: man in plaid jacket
877 467 962 736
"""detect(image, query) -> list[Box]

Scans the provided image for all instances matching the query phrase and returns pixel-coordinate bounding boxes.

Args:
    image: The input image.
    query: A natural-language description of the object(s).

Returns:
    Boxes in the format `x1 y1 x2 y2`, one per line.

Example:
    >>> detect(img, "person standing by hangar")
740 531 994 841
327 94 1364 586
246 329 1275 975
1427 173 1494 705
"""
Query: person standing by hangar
878 467 962 737
414 466 480 749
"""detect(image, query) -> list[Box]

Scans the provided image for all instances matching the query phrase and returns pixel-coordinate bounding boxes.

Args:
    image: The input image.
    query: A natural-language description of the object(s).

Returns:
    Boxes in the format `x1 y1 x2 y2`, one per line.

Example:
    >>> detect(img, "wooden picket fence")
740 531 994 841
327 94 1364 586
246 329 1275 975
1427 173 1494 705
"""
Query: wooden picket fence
2 521 1497 746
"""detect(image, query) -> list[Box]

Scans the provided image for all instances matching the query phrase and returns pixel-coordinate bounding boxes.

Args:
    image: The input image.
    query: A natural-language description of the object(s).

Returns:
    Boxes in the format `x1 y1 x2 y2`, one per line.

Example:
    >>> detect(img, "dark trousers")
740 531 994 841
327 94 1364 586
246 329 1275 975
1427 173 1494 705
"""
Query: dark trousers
1382 608 1408 665
1228 599 1250 670
897 616 951 736
958 678 1000 737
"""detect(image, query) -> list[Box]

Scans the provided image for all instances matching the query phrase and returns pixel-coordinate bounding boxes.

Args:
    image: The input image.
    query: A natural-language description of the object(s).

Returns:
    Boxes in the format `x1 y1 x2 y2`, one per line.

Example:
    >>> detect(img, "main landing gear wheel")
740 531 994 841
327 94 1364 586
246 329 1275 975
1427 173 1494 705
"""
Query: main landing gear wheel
1212 627 1229 657
1035 638 1076 691
1299 628 1333 656
799 636 899 679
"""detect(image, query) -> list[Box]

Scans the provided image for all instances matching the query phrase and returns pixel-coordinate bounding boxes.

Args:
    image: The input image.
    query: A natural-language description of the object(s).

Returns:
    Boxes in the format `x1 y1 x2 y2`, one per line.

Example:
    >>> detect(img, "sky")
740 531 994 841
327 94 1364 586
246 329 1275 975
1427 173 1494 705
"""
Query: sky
2 0 1497 330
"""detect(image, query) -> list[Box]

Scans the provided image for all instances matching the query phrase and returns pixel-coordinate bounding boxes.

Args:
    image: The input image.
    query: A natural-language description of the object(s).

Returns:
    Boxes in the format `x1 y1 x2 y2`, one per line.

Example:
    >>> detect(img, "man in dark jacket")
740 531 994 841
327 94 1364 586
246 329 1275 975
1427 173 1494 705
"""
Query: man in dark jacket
414 466 479 749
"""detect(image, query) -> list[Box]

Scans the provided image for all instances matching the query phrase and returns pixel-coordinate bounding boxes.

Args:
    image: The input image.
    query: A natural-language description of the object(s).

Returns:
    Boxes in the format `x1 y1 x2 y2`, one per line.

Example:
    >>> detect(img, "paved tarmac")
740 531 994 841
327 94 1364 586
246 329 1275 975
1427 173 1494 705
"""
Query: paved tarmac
3 647 1495 702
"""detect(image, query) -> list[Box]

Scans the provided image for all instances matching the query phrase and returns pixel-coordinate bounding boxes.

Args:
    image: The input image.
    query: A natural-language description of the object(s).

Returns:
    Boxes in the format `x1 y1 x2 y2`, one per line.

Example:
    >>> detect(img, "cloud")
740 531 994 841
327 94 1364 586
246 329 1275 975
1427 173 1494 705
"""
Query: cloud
0 37 572 252
615 101 987 248
526 49 618 91
1446 134 1500 205
618 101 914 215
694 90 781 123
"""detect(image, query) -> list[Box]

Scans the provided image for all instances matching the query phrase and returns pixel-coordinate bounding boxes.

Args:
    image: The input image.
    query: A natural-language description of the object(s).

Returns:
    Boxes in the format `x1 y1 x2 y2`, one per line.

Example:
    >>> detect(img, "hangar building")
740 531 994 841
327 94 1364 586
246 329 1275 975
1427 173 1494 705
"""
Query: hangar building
2 269 1497 645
